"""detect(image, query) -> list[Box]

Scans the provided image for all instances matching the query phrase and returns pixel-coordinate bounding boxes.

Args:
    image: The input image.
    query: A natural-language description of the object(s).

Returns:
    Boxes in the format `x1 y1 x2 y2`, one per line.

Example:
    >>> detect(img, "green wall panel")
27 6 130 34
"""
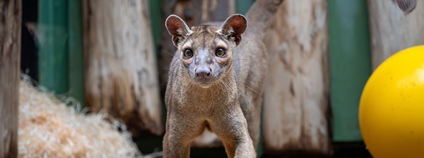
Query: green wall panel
236 0 255 14
39 0 84 106
68 0 84 106
149 0 161 55
38 0 69 94
328 0 372 142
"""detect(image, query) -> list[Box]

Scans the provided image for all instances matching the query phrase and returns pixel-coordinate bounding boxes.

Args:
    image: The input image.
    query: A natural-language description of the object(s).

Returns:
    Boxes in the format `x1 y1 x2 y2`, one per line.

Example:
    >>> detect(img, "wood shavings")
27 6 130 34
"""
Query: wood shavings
18 79 143 158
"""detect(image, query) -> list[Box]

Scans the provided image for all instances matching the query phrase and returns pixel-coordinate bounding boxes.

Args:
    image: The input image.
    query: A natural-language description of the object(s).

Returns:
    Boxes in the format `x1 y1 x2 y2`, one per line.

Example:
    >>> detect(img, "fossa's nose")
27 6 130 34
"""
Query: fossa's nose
195 66 212 79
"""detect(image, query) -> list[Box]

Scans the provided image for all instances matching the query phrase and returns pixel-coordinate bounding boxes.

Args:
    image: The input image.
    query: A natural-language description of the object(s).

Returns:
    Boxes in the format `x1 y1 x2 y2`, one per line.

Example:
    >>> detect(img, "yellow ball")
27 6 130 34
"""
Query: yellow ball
359 45 424 158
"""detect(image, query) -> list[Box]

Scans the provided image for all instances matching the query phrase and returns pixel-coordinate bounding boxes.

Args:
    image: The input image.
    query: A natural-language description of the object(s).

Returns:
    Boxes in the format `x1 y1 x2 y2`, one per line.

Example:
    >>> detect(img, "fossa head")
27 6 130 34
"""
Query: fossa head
165 14 247 88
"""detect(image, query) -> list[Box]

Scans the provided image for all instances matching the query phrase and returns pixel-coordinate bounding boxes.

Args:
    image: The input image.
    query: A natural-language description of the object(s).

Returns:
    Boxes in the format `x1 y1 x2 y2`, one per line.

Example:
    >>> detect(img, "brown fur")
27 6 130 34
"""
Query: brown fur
163 15 255 157
163 0 285 157
226 0 286 149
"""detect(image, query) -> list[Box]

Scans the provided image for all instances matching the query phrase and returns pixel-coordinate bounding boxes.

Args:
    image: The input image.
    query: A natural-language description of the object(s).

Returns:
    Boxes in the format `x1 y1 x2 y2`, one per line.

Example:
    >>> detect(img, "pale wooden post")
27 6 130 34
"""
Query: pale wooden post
368 0 424 69
262 0 332 155
0 0 22 157
83 0 163 136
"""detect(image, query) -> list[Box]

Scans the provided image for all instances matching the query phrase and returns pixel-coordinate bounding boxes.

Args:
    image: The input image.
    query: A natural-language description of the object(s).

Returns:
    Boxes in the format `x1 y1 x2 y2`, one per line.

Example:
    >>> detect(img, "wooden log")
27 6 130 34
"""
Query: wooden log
0 0 21 157
158 0 235 148
368 0 424 69
262 0 332 155
83 0 163 137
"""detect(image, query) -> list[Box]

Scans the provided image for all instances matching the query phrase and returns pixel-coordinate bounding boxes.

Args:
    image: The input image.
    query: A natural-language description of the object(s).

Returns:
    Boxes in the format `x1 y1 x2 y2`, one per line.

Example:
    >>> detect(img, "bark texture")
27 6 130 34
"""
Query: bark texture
0 0 21 157
368 0 424 69
83 0 163 136
159 0 235 148
262 0 331 155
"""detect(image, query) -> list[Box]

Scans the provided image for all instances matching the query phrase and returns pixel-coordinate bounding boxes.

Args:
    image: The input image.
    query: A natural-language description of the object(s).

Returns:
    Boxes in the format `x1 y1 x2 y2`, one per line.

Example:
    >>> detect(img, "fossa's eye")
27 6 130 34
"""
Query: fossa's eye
183 49 193 59
215 48 226 57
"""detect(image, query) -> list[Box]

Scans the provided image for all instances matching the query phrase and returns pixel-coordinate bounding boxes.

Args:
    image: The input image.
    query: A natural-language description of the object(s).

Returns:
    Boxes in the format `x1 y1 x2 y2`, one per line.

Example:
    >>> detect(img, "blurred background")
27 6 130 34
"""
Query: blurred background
2 0 423 157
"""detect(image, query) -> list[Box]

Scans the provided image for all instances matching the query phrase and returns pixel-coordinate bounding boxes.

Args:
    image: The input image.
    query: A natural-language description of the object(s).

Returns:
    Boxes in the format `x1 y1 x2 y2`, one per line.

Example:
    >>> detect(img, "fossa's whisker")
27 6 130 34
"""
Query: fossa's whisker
244 83 259 94
160 50 175 57
219 79 231 92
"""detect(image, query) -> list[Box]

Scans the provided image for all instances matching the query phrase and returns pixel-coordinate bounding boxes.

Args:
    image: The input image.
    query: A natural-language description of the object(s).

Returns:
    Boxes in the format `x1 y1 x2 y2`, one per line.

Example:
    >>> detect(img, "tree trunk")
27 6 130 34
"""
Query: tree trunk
158 0 235 148
83 0 162 137
368 0 424 69
262 0 331 156
0 0 21 157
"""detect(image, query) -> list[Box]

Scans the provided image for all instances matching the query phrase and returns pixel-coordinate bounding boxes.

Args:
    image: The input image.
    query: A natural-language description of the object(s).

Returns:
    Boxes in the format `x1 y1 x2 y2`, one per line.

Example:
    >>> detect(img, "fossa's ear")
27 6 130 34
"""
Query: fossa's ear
165 14 192 47
219 14 247 45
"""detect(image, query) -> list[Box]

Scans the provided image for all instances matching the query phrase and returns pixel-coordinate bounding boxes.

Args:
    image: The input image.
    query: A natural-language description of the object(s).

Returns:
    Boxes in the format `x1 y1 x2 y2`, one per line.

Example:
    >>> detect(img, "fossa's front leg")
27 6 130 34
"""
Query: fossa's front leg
163 112 205 158
163 131 190 158
210 107 256 158
239 93 263 149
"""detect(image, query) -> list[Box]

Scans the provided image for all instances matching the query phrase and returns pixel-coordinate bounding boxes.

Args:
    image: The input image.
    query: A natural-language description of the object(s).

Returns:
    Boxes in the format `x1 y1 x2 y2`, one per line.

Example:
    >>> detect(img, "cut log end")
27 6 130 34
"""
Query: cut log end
396 0 417 15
